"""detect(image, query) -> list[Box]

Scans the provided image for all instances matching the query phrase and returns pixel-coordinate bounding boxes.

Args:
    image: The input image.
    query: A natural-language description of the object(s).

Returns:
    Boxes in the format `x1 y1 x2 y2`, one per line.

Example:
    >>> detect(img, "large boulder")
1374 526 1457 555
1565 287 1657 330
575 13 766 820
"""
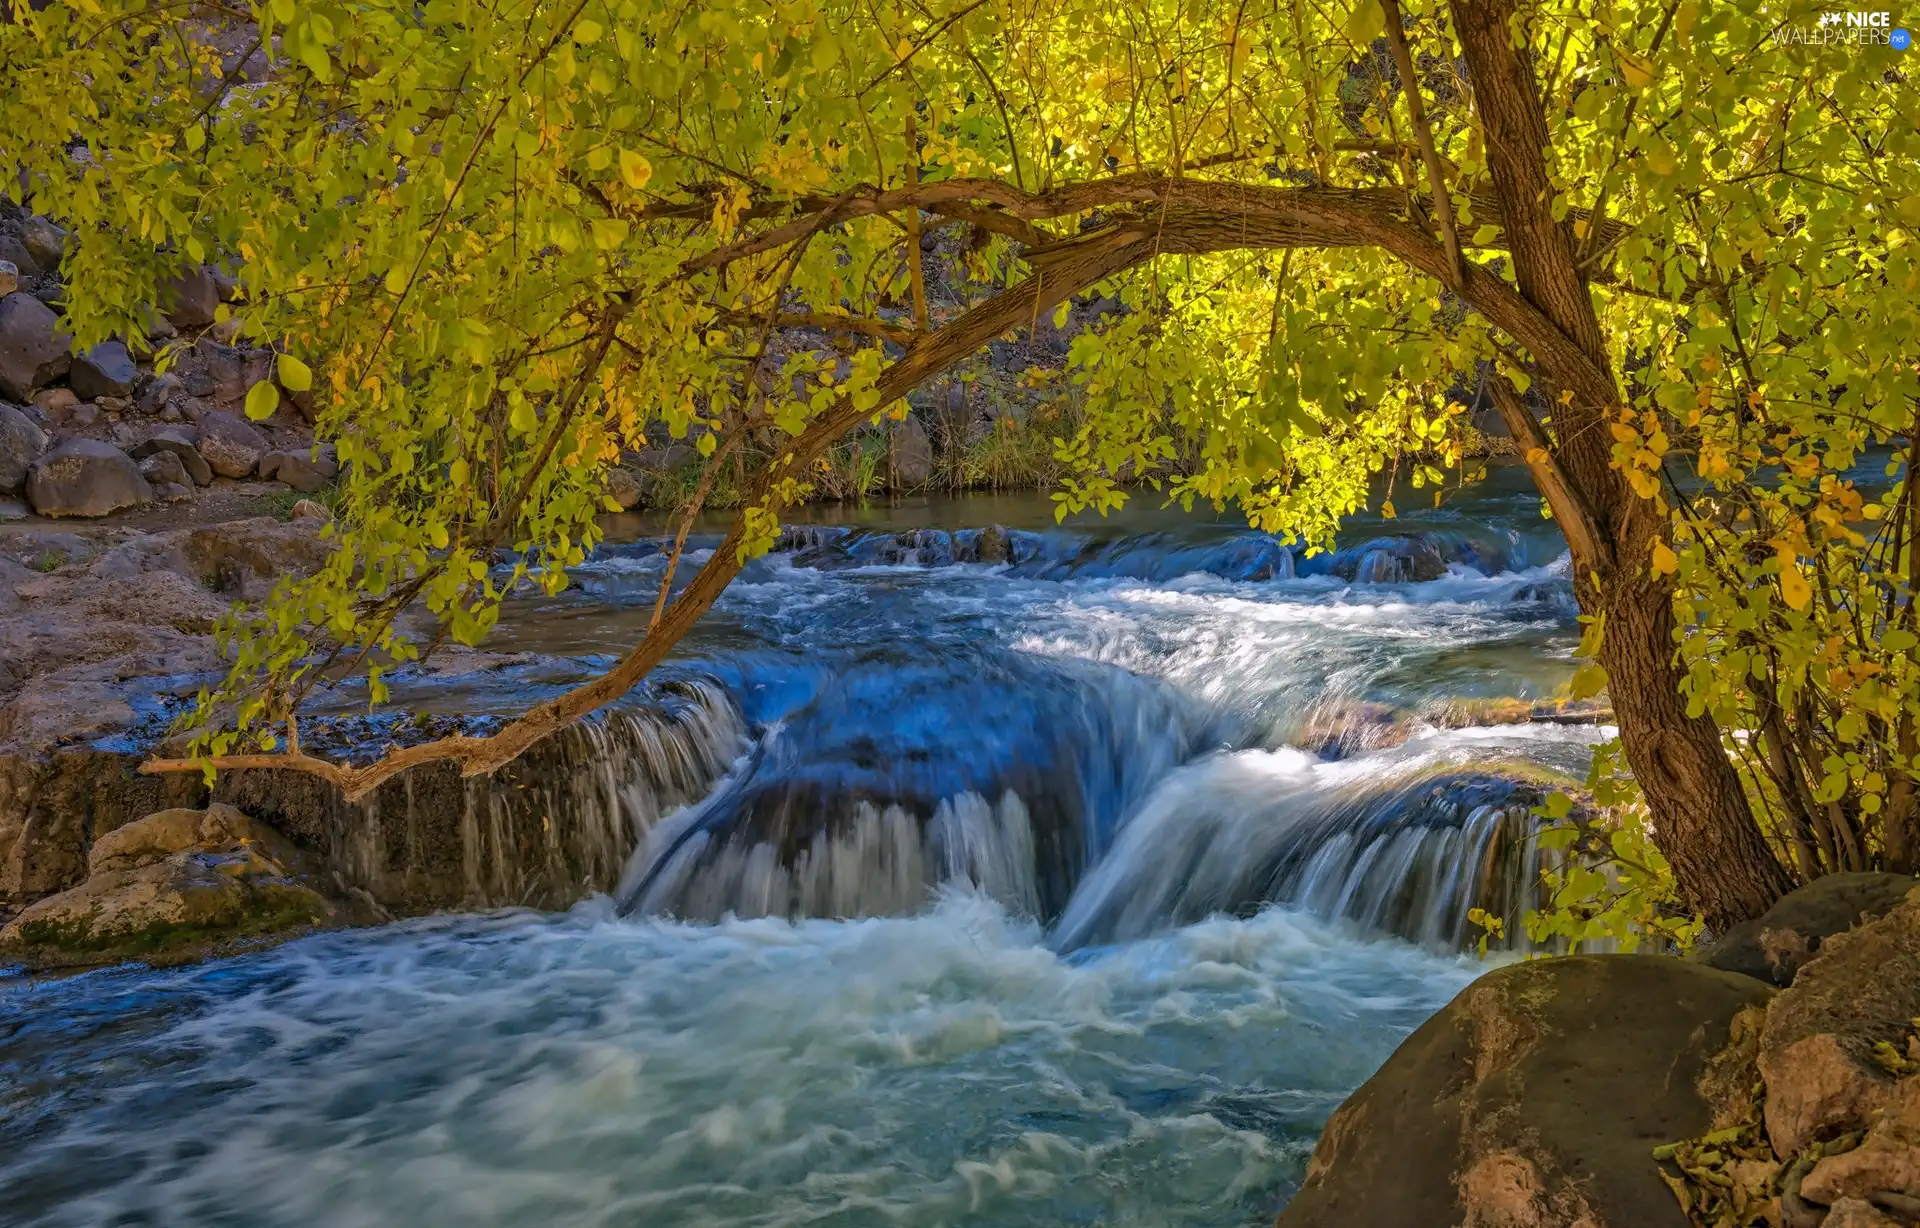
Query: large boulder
1277 955 1774 1228
0 291 71 402
1758 887 1920 1157
0 402 48 494
24 438 152 517
1695 872 1917 987
161 265 220 330
0 803 344 969
193 410 268 478
606 465 642 510
19 217 66 272
68 338 138 400
129 427 214 485
87 515 333 600
889 412 933 488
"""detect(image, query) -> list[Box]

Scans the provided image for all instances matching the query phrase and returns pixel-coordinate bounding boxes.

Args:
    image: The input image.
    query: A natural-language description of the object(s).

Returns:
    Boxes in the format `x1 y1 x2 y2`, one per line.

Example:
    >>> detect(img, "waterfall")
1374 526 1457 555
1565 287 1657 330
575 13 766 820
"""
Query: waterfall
620 787 1043 921
216 679 751 913
1050 747 1557 952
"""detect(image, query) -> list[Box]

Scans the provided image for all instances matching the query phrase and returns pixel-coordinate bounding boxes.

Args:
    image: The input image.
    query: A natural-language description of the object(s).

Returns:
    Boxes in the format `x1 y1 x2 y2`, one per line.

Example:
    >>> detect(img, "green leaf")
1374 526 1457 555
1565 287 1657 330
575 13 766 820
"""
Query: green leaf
244 380 281 421
277 353 313 392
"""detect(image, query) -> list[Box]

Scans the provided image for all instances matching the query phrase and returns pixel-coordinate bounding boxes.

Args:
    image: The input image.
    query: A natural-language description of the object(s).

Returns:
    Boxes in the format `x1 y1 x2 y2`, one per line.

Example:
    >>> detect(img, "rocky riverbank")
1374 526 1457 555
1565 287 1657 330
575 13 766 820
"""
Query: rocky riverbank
1280 875 1920 1228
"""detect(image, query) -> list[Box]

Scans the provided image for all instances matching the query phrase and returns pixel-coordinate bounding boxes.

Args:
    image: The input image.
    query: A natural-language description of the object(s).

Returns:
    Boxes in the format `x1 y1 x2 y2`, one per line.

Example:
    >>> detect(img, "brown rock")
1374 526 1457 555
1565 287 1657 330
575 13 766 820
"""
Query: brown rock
193 410 268 478
1761 890 1920 1156
30 386 77 421
24 438 153 518
86 515 332 601
1695 873 1918 987
1820 1197 1907 1228
87 802 261 875
0 803 338 968
161 266 220 330
889 412 933 488
606 465 642 510
19 217 66 272
1278 955 1773 1228
1801 1077 1920 1207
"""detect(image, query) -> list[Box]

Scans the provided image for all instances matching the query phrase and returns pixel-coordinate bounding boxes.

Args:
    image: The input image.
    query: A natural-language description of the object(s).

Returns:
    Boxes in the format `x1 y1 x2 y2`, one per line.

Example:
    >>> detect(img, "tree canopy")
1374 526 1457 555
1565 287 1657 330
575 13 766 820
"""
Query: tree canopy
3 0 1916 927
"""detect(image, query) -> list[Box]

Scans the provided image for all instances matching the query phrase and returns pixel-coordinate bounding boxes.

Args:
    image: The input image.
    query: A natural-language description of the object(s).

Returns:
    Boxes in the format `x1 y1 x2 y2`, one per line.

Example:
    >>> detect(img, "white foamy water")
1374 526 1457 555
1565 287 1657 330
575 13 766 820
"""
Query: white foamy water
0 897 1476 1228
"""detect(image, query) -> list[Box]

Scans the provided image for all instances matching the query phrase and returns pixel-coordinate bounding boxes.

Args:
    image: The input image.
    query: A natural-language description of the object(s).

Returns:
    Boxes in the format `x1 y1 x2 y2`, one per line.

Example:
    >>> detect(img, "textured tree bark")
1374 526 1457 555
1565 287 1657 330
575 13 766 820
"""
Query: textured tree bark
1451 0 1791 928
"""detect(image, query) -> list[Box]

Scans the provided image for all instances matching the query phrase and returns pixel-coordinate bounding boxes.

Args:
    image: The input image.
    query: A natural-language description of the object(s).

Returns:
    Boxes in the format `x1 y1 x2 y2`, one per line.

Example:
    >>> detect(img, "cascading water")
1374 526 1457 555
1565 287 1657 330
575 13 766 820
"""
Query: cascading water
2 468 1606 1227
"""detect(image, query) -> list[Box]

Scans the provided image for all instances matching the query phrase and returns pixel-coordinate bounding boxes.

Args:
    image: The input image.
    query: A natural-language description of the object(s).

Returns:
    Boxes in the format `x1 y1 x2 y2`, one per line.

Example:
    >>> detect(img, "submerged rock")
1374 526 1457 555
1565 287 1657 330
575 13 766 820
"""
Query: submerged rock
1694 872 1917 988
1277 955 1773 1228
0 803 345 968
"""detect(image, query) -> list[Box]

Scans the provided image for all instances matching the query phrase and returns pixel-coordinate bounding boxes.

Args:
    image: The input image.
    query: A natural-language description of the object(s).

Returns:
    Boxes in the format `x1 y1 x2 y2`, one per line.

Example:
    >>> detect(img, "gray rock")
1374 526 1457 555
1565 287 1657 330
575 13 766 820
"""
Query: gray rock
162 266 221 330
150 481 193 504
25 438 153 517
137 449 192 489
889 412 933 488
0 499 27 521
606 465 642 510
67 401 99 429
19 217 66 272
0 235 37 281
0 291 71 402
258 445 338 493
194 410 267 478
69 339 138 400
137 371 183 415
129 429 214 486
0 403 49 494
0 260 16 298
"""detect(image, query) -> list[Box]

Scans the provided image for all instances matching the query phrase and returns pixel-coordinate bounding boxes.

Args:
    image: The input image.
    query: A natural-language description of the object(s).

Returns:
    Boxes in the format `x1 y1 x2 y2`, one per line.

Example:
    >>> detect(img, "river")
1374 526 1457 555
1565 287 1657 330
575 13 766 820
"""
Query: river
2 462 1602 1226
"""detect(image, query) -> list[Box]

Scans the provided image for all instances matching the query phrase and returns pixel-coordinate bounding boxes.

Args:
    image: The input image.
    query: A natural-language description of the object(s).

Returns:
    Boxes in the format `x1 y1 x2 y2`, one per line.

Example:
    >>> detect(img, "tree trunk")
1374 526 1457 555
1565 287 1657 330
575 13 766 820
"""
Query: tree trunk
1451 0 1791 929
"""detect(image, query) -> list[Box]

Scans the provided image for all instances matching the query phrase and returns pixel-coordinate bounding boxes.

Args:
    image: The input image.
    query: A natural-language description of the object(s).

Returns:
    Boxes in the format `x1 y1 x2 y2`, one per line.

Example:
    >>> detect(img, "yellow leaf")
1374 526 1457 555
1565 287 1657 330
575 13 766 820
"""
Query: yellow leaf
1617 50 1653 90
574 19 603 43
1780 561 1812 610
1381 499 1396 520
592 217 629 250
1650 540 1677 575
1345 0 1385 45
618 148 653 191
244 380 281 421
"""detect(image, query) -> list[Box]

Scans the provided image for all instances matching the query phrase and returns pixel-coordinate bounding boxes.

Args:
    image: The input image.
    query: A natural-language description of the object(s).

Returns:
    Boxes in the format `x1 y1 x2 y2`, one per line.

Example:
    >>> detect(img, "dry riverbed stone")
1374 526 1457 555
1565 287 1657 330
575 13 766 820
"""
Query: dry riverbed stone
25 438 152 517
194 410 268 478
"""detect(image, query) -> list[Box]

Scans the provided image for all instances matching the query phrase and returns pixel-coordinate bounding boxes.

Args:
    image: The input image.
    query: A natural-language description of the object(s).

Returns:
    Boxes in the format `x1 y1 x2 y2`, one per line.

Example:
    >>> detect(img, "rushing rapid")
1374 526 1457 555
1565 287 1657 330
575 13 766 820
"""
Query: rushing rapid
2 467 1595 1226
